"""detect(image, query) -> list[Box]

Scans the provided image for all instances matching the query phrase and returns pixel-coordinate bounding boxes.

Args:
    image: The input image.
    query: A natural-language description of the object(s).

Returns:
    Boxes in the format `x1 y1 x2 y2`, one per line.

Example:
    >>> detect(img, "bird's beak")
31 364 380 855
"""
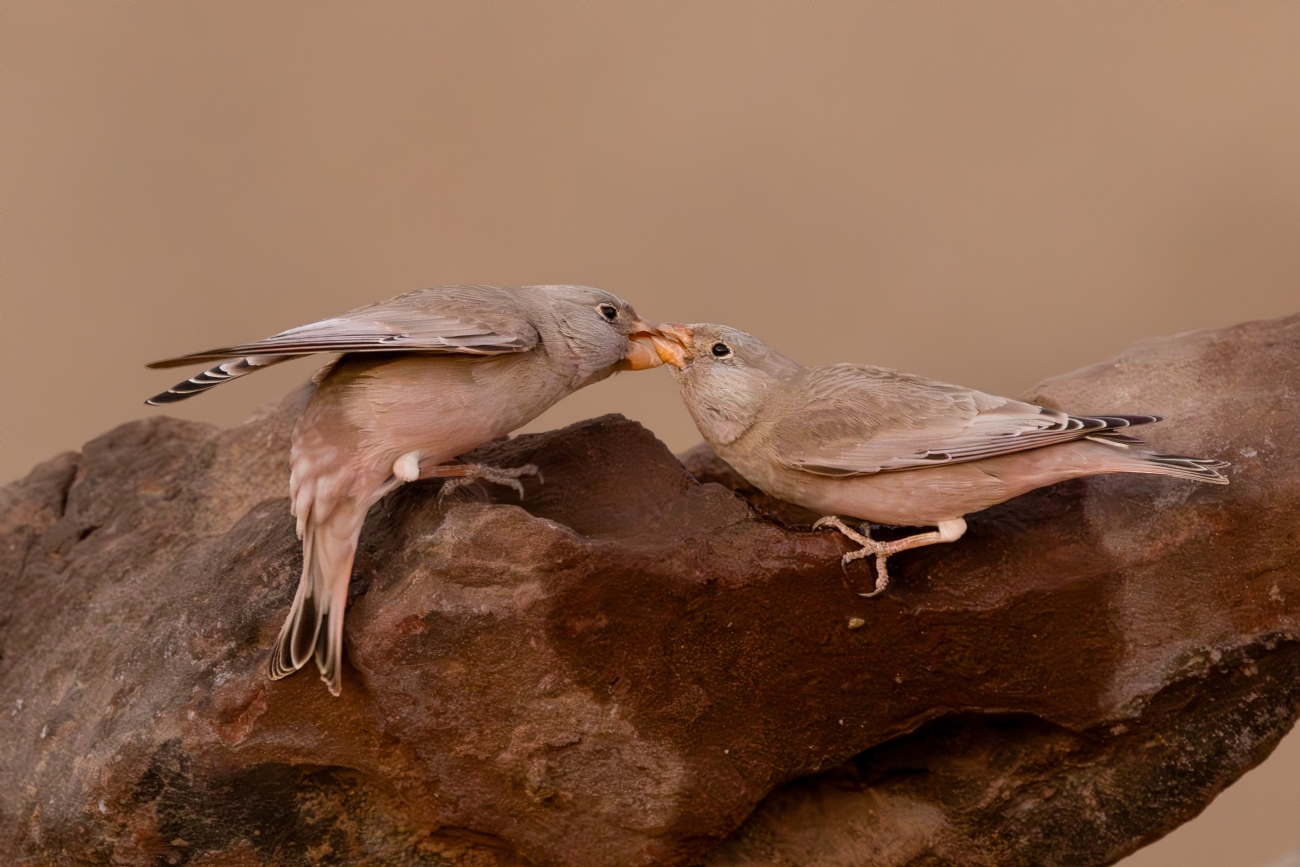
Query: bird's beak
620 318 668 370
650 323 693 369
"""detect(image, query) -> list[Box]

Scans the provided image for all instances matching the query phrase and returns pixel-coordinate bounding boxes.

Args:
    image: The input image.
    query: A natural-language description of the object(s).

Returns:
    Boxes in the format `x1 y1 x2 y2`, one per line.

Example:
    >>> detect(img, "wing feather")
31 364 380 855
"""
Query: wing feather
769 364 1160 476
147 285 539 369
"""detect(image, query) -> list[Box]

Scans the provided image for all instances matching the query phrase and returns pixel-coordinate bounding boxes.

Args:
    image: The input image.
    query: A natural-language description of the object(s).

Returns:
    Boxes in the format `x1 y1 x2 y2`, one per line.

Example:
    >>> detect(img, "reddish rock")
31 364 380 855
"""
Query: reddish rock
1 314 1297 866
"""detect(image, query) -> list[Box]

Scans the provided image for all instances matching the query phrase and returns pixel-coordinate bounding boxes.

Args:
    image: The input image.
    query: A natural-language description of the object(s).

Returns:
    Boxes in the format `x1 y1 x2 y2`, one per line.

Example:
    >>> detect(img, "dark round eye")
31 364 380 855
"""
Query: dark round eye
598 304 618 321
711 342 732 358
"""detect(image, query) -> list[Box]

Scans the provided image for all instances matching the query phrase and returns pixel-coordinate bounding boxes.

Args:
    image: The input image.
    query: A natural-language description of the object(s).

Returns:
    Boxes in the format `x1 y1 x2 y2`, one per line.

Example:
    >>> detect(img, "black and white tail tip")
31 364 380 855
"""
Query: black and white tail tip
145 355 295 405
1080 414 1163 446
1071 414 1230 483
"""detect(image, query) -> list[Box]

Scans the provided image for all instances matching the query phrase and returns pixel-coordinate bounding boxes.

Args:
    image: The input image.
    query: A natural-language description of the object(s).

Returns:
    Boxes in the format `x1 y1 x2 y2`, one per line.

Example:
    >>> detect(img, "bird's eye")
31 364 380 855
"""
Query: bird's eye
711 342 732 358
598 304 618 321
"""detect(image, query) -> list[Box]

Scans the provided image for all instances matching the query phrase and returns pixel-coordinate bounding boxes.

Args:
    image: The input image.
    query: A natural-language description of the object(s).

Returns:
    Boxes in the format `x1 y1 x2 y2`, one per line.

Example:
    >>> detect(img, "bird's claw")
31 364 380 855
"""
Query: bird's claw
438 462 542 504
816 515 891 598
858 559 891 597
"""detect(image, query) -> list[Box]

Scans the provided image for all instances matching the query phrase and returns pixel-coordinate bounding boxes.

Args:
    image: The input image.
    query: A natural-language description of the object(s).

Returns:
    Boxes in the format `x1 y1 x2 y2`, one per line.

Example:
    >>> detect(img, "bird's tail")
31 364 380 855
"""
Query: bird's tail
1131 452 1231 484
1086 437 1231 484
1073 416 1230 484
145 354 302 405
268 512 361 696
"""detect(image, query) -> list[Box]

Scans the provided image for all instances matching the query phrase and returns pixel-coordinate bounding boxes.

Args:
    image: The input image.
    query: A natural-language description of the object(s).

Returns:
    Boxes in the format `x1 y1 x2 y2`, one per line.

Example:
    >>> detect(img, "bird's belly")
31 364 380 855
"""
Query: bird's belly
304 353 568 472
764 463 1012 526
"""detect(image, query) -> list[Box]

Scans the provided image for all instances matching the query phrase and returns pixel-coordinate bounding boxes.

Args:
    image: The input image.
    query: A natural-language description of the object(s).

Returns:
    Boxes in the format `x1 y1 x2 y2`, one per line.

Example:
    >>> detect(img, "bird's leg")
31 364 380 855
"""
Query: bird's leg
813 516 891 595
418 460 543 503
813 516 967 598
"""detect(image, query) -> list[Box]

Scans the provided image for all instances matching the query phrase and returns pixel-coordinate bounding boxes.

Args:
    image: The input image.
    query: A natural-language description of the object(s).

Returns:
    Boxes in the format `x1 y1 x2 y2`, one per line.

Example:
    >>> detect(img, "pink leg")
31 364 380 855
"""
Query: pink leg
813 516 968 597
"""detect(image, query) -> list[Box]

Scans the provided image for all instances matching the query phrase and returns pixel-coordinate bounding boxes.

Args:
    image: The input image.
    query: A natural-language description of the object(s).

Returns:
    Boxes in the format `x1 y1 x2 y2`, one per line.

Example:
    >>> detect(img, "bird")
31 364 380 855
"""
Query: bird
651 323 1229 597
146 284 667 695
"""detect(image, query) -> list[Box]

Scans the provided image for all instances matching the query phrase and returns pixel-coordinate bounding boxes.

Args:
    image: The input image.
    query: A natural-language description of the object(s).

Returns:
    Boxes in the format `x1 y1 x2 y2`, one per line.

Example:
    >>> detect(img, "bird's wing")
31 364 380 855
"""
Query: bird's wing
768 364 1157 476
146 285 539 369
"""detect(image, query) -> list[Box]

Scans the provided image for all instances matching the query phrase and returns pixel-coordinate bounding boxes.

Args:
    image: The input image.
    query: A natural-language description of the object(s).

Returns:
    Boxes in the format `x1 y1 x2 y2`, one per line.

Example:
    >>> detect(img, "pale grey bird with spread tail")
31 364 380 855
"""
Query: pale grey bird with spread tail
147 285 666 695
653 323 1228 597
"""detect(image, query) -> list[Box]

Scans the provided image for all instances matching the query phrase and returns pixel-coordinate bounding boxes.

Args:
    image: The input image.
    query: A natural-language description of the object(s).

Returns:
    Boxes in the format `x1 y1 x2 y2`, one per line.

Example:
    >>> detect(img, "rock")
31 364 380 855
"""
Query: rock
1 314 1298 867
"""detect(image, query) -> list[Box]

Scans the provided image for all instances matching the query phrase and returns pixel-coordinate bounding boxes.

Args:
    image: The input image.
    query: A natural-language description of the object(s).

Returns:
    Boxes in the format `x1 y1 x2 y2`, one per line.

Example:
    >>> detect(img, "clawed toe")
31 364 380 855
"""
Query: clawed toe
478 463 539 500
817 514 891 597
437 462 542 504
436 477 472 504
858 554 891 597
815 515 874 546
839 545 874 570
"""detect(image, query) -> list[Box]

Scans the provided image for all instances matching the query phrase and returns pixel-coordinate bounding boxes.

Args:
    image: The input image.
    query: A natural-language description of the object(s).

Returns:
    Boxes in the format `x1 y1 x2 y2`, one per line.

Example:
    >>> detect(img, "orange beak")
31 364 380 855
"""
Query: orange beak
619 318 668 371
650 323 693 369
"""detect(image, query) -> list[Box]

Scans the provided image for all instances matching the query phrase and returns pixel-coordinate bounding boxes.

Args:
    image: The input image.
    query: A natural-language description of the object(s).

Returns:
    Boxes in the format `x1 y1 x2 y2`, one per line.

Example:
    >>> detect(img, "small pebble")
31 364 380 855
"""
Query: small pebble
847 617 865 630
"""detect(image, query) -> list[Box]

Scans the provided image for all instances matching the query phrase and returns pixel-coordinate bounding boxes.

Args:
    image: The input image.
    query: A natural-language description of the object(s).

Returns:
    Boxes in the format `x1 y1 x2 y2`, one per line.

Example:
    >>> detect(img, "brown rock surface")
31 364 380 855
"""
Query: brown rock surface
2 314 1298 866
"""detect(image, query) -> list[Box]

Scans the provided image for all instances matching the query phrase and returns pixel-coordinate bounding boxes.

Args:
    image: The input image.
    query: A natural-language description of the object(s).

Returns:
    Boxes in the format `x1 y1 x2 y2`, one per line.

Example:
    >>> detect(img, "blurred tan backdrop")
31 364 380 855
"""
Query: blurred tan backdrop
2 3 1297 864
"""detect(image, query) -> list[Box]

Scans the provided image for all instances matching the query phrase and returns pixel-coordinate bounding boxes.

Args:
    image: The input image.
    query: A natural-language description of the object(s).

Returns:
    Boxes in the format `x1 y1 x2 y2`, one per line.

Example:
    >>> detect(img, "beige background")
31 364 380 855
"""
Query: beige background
2 3 1297 863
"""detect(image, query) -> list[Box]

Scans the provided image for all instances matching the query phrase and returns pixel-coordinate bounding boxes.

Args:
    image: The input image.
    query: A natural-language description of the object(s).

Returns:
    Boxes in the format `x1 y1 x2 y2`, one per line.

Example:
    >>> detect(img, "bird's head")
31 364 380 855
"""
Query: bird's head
650 323 802 445
532 285 667 377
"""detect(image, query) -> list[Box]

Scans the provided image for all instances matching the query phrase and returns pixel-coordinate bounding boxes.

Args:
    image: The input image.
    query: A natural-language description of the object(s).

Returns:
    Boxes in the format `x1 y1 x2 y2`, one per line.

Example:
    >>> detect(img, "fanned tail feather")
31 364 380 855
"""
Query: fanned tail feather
267 517 361 696
146 354 301 405
268 526 323 681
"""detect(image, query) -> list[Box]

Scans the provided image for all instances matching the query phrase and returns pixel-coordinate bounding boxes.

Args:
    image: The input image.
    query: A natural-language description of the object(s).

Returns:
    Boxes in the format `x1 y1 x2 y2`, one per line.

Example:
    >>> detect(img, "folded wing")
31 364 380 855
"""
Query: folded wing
770 363 1160 476
145 285 540 404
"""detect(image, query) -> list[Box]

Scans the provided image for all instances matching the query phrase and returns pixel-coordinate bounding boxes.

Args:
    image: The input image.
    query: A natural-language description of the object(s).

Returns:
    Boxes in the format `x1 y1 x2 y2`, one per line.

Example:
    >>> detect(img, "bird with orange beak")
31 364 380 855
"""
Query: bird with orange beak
147 285 665 695
651 322 1228 597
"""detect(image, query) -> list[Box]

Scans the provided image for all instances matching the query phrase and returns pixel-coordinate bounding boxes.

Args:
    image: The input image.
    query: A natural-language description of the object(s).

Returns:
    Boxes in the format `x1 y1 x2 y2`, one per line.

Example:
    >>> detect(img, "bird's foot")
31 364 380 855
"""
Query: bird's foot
813 515 892 597
813 516 968 598
436 463 542 503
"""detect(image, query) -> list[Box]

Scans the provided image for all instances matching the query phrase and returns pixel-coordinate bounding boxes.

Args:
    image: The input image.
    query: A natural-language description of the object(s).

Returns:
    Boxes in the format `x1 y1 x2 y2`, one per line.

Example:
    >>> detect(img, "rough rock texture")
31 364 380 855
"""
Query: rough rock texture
2 314 1298 867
